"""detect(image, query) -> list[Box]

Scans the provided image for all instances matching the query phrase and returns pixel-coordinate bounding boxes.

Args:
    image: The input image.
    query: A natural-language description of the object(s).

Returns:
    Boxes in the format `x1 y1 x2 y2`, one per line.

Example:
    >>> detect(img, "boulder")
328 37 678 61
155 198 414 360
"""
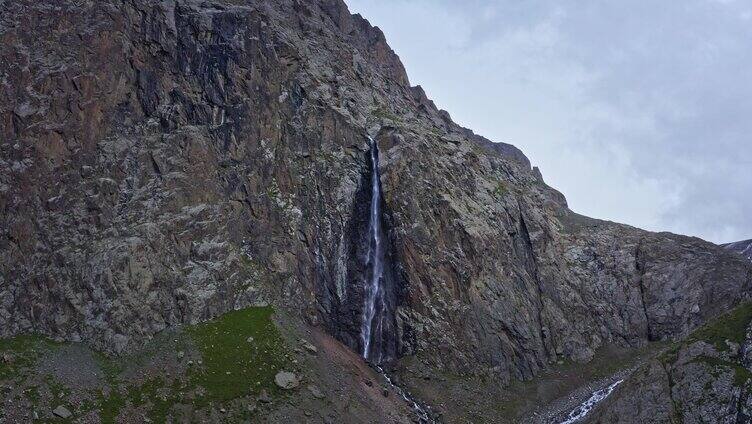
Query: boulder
274 371 300 390
52 406 72 419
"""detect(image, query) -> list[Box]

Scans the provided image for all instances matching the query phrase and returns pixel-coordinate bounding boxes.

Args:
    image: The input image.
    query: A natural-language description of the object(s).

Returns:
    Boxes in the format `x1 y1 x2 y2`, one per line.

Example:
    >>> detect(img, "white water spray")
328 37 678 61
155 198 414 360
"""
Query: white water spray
560 379 623 424
359 137 433 422
361 136 386 361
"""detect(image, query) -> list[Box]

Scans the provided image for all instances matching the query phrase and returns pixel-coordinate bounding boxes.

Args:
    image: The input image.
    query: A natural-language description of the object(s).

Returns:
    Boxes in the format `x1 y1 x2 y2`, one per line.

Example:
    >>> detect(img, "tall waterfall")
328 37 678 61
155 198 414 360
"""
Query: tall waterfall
361 137 388 363
360 137 434 423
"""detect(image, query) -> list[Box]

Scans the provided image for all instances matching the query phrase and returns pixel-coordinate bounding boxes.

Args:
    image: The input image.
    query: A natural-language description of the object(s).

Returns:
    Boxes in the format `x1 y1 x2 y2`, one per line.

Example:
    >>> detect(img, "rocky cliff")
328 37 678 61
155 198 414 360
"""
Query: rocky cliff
588 303 752 423
1 0 751 422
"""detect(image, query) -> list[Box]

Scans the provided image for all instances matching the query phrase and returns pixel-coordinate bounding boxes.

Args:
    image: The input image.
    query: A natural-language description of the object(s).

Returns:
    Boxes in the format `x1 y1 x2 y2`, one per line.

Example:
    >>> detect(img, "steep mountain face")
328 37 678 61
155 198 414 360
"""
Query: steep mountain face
1 0 751 422
588 304 752 424
726 239 752 262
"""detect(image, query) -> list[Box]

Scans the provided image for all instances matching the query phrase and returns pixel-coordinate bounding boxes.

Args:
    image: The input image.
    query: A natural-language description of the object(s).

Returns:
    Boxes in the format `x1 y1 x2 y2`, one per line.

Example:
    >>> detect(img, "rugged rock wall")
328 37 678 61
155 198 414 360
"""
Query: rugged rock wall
1 0 385 353
380 130 751 380
1 0 751 394
589 305 752 423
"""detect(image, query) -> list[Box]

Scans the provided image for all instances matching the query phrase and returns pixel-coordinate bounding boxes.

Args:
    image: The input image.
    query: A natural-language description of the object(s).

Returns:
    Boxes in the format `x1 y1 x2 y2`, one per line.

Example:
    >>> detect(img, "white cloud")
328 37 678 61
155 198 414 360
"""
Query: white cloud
345 0 752 243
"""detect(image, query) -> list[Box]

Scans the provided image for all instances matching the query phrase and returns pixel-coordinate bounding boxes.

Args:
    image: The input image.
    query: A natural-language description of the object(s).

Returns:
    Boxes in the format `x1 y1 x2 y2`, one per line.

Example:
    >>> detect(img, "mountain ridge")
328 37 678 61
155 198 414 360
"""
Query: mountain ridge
1 0 751 422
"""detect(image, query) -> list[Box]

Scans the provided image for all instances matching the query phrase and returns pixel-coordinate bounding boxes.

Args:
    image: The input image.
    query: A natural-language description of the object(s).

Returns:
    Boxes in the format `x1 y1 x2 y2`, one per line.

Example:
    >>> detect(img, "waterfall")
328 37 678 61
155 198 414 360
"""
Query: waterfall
359 136 435 423
361 136 387 363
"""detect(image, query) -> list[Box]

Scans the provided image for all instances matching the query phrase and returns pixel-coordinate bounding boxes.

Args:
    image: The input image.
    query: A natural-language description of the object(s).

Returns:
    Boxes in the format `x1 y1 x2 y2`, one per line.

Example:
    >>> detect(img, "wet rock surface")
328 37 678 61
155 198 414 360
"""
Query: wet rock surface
1 0 751 422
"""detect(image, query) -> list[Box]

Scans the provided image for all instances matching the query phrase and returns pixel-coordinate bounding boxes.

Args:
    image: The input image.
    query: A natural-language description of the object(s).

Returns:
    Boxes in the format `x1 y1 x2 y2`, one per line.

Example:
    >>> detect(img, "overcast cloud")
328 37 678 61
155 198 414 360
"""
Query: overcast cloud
345 0 752 243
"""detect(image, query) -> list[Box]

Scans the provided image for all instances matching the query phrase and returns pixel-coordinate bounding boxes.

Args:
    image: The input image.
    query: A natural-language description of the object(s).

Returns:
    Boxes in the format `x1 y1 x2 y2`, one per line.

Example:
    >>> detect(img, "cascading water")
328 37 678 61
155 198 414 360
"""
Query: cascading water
359 136 434 424
361 136 388 363
559 379 624 424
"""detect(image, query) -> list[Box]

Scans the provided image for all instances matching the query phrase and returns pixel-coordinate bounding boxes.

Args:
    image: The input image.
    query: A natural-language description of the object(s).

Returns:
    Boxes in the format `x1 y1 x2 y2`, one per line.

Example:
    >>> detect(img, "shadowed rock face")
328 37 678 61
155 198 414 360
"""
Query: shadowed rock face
1 0 751 406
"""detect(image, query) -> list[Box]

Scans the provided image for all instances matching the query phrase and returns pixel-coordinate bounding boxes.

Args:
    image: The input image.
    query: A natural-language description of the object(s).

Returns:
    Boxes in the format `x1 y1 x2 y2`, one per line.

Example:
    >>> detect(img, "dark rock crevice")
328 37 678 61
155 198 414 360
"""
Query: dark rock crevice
634 241 654 341
516 212 554 364
316 137 405 364
657 360 682 421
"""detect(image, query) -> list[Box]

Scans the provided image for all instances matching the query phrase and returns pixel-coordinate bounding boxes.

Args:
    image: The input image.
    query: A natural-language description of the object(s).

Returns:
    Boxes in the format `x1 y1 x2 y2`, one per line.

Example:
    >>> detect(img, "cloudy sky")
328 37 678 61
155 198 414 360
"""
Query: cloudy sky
344 0 752 244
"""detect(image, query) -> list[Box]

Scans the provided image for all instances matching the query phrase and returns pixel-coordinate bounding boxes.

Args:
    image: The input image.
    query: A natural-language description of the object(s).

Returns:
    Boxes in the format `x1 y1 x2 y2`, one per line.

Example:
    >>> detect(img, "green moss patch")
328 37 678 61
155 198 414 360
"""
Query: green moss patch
0 335 58 381
661 302 752 366
187 306 292 403
126 377 181 422
659 343 681 365
492 180 509 198
692 356 752 387
688 302 752 352
373 106 399 121
97 389 126 424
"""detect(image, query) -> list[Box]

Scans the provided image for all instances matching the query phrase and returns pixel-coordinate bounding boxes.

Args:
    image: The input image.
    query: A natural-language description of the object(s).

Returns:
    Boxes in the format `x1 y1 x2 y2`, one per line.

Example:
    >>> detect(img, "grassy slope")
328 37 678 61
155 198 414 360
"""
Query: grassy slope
0 306 294 423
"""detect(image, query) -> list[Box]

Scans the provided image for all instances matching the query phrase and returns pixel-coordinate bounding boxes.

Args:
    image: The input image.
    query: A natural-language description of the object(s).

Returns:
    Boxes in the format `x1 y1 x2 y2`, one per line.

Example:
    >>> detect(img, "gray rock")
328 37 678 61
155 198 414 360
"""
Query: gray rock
590 304 752 423
2 1 751 422
307 384 325 399
52 405 72 419
274 371 300 390
301 339 318 355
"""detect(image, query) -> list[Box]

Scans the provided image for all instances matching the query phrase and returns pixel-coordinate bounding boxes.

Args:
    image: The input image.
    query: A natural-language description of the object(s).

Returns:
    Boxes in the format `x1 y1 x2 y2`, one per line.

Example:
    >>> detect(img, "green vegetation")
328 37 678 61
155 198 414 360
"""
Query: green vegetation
266 178 281 201
188 306 292 402
0 335 58 381
493 180 509 197
98 389 126 424
687 302 752 352
45 374 72 404
125 377 181 423
693 356 752 387
1 307 293 422
659 343 681 365
372 105 401 123
427 127 444 138
401 343 664 424
662 302 752 365
658 302 752 392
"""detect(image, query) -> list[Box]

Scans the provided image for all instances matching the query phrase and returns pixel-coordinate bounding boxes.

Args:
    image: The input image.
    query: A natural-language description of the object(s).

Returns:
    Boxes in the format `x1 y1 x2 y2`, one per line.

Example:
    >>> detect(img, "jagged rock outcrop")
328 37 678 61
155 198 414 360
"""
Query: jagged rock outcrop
1 1 751 419
588 304 752 423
